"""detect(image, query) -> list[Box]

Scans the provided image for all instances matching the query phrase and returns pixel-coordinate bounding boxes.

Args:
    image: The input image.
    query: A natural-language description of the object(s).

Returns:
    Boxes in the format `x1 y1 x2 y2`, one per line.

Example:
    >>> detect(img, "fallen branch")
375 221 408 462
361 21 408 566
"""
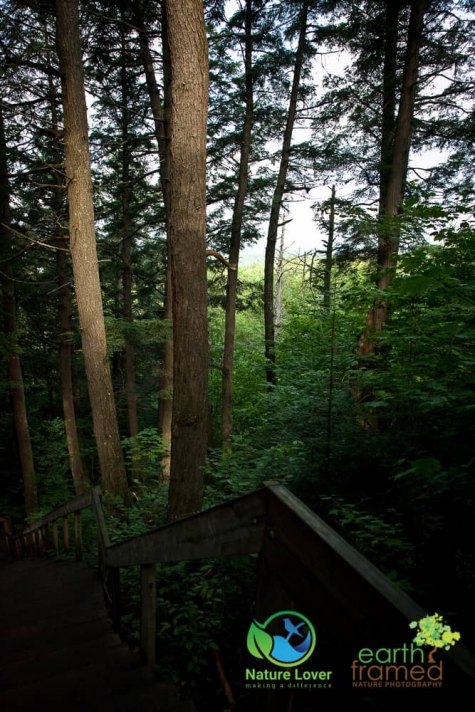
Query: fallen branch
213 650 235 708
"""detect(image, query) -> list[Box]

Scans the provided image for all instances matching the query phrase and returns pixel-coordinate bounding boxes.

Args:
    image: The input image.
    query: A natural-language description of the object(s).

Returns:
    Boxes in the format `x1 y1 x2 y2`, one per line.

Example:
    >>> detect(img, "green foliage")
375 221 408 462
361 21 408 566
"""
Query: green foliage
121 428 168 488
31 418 75 512
104 317 170 356
319 495 415 590
153 556 257 698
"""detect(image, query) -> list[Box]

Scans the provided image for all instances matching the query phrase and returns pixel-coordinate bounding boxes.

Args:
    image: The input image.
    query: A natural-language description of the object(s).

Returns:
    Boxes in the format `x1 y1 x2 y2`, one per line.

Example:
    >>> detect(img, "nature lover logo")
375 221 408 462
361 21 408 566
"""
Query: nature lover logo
245 610 333 689
247 610 316 667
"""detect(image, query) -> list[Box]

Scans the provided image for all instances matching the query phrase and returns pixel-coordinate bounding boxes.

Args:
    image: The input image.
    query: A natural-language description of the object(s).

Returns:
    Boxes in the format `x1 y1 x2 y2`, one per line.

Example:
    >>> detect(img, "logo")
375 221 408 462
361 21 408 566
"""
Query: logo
350 612 461 689
409 613 461 653
247 610 316 667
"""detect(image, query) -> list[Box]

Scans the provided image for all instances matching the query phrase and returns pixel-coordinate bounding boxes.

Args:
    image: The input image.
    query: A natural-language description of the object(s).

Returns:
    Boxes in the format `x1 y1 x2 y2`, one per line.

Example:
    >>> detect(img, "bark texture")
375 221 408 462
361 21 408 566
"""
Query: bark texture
164 0 209 521
56 0 129 501
47 68 87 495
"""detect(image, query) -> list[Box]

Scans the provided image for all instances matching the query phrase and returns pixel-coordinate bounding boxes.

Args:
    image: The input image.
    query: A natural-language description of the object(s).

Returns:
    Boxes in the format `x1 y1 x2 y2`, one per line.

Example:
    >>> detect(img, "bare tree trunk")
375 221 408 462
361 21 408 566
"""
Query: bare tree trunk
164 0 209 521
221 0 254 451
136 3 173 479
274 218 285 334
56 0 129 503
323 185 336 311
0 106 38 516
264 0 308 385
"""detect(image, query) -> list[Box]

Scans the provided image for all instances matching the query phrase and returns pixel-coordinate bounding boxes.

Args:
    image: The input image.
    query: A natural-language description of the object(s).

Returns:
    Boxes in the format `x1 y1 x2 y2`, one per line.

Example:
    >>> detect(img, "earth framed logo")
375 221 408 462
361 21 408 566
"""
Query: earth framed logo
247 610 316 667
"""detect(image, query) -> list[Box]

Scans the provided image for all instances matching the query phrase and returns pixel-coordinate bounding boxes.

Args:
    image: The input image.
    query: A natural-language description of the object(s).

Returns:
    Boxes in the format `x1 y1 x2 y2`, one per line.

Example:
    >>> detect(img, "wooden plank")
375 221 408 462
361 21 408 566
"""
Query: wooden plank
74 511 82 561
267 485 475 679
0 515 12 535
30 532 37 556
90 487 111 564
63 517 69 550
22 492 91 534
111 568 121 633
254 533 295 712
37 528 44 555
140 564 156 669
107 488 267 568
52 522 58 550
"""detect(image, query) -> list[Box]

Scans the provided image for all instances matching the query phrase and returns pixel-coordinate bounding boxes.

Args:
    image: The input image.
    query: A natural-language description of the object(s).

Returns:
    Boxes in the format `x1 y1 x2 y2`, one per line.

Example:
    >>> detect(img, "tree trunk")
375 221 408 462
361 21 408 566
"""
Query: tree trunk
264 0 308 385
379 0 400 215
221 0 254 451
47 66 87 495
55 0 129 503
0 106 38 516
323 185 336 311
136 3 173 479
57 245 88 494
360 0 426 353
164 0 209 521
274 218 285 334
119 21 139 445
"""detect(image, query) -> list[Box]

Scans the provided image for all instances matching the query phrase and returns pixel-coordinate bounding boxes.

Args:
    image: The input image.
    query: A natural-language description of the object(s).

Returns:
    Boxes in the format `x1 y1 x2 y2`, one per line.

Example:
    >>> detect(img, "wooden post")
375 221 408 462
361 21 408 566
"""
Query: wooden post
31 532 37 556
74 510 82 561
254 529 296 712
44 523 50 551
37 528 44 555
111 568 121 633
63 516 69 550
140 564 156 669
52 521 59 550
0 516 12 557
97 535 104 579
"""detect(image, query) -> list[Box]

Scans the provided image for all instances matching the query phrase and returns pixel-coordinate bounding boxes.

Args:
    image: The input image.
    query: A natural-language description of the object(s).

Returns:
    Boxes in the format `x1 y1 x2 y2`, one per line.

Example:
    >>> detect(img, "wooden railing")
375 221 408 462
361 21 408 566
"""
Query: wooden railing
0 515 12 556
5 484 475 703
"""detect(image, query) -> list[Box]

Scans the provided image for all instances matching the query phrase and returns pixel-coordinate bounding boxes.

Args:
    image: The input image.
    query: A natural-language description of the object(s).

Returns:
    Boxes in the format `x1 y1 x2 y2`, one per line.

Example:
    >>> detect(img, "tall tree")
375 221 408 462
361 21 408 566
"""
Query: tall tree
134 0 174 478
359 0 426 357
164 0 209 521
55 0 129 501
221 0 254 451
0 105 38 516
264 0 310 385
48 77 88 494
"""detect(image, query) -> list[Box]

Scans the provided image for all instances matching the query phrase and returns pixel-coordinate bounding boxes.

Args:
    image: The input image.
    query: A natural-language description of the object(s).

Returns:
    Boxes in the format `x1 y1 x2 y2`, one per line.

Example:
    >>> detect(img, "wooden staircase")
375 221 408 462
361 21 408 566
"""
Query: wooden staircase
2 484 475 710
0 557 195 711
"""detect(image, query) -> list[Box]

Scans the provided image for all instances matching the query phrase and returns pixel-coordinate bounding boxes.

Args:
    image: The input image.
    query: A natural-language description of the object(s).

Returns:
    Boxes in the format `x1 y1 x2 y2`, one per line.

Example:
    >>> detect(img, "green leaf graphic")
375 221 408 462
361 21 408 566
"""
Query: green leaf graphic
247 620 274 660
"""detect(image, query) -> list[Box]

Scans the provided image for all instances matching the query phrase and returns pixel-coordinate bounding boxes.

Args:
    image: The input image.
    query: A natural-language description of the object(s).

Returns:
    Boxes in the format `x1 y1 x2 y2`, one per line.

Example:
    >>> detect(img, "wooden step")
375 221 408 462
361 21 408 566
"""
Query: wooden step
0 558 196 712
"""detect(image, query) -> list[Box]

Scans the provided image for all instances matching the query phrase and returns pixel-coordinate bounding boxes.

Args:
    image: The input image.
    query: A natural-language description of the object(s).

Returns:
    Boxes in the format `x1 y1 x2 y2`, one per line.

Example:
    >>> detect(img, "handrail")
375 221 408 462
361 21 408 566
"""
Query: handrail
6 483 475 703
106 487 267 567
22 492 91 534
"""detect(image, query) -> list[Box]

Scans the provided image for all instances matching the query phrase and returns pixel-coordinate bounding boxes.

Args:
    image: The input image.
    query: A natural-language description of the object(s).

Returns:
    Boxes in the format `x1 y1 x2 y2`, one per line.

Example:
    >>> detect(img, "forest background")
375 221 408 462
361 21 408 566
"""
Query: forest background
1 0 475 707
